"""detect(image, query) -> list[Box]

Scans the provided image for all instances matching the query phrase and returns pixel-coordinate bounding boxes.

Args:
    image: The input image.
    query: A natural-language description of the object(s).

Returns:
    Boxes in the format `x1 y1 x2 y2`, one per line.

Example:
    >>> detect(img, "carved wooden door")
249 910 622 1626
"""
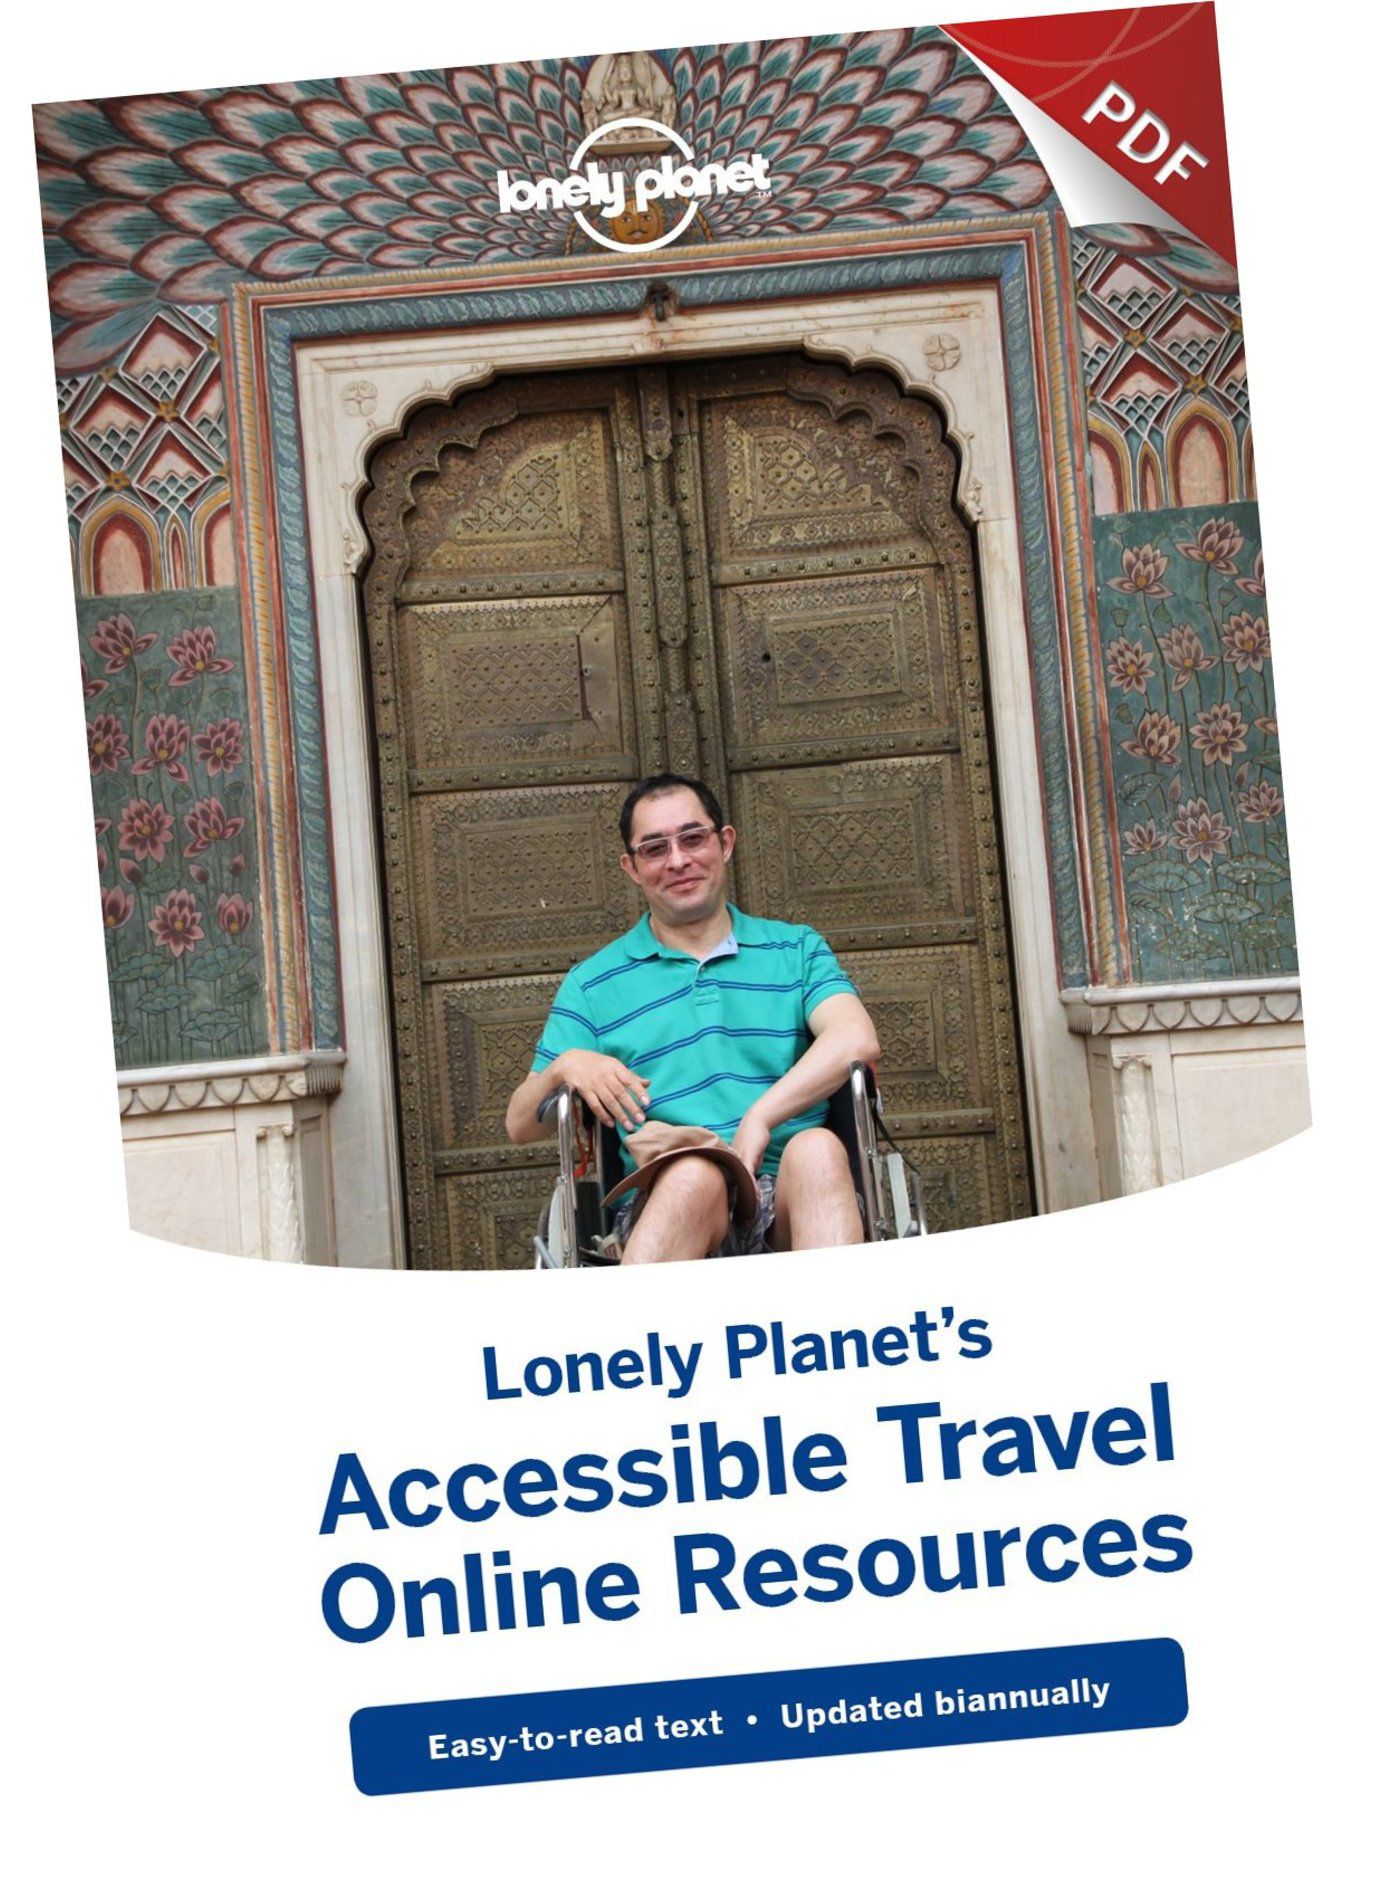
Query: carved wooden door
671 357 1032 1234
361 358 1032 1269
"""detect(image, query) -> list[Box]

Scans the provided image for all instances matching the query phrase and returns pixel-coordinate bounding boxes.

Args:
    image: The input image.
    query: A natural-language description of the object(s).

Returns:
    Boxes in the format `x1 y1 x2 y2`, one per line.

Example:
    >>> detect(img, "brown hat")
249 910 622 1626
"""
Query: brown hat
602 1139 760 1222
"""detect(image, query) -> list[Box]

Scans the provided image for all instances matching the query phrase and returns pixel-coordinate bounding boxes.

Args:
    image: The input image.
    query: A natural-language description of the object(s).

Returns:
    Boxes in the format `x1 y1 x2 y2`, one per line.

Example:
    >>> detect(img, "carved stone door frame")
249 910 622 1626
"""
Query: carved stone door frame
293 285 1100 1265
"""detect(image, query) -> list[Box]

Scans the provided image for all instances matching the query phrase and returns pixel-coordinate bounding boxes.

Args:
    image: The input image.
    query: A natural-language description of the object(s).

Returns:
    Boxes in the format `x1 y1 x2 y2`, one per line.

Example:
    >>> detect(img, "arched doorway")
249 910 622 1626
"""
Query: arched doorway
361 355 1033 1267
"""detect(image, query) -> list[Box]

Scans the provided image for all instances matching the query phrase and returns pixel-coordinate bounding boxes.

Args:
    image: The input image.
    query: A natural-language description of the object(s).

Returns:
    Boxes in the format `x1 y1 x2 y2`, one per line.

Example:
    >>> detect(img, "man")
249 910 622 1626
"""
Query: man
505 774 881 1263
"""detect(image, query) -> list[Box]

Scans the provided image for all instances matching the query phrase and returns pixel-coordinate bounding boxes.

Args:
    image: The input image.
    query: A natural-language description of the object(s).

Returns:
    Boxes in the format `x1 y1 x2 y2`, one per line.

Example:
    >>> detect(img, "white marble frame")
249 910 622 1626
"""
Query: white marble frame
294 285 1102 1265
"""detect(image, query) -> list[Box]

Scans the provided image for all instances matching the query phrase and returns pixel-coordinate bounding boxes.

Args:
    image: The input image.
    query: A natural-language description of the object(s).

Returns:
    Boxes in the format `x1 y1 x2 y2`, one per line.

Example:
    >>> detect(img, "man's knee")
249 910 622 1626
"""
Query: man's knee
626 1153 731 1256
772 1127 863 1252
649 1153 731 1211
779 1127 853 1188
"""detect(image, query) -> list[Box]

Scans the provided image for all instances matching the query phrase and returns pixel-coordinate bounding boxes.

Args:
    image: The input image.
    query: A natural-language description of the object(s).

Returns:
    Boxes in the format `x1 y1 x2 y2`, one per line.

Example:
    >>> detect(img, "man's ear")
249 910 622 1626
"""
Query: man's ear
720 825 737 863
620 849 642 887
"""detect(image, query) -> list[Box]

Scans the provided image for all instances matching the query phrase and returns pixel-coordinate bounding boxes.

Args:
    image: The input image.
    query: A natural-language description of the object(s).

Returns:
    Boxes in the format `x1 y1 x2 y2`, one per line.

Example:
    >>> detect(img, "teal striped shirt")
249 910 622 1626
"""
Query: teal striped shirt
532 904 858 1175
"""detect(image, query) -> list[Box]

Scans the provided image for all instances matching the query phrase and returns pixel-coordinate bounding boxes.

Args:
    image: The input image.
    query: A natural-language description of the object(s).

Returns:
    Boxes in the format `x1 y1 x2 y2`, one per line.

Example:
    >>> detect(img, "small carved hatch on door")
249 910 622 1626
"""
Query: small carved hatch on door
360 357 1033 1268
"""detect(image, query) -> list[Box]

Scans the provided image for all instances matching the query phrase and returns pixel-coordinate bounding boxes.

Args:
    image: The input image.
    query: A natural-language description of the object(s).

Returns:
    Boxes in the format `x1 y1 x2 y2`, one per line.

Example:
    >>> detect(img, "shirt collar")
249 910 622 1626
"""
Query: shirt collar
622 910 659 959
727 905 761 944
700 932 739 963
623 902 746 960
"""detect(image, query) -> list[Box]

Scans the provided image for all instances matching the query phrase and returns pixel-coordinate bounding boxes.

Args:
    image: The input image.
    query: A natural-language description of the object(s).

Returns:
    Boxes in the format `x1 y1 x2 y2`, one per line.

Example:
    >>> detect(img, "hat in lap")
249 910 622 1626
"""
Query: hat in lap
602 1135 759 1223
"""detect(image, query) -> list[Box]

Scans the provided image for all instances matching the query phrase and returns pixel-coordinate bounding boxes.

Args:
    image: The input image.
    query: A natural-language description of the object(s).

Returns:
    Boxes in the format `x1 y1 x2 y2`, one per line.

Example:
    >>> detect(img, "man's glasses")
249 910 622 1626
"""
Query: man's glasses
627 825 722 866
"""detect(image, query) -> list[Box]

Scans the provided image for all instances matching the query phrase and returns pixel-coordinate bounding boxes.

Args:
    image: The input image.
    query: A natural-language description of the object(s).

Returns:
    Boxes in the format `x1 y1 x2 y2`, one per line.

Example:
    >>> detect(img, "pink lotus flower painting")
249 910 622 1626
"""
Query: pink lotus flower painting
183 796 246 858
1240 781 1284 822
1108 544 1171 598
1170 798 1232 863
1237 551 1266 598
1098 503 1293 982
149 889 204 958
133 713 191 783
1222 612 1270 672
101 887 135 929
217 893 255 936
195 718 245 776
87 713 129 774
1177 516 1243 575
118 797 175 865
1191 703 1249 766
1121 710 1181 766
77 591 265 1067
1105 638 1154 693
167 626 234 687
1161 625 1216 690
91 611 157 673
1124 821 1166 855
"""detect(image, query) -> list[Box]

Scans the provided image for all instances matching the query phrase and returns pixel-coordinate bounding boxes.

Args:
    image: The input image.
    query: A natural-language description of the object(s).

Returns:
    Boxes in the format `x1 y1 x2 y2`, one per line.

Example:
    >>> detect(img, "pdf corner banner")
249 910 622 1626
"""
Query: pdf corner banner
943 3 1236 264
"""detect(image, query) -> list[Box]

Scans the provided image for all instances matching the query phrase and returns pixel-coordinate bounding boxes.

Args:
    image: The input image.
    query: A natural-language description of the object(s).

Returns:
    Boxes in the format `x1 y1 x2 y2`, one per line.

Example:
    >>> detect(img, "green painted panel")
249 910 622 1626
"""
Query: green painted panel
78 585 269 1068
1095 501 1297 984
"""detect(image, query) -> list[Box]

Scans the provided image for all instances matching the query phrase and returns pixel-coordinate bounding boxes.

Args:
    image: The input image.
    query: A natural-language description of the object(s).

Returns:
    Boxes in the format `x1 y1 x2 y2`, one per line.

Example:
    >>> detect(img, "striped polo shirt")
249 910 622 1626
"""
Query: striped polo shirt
531 904 858 1176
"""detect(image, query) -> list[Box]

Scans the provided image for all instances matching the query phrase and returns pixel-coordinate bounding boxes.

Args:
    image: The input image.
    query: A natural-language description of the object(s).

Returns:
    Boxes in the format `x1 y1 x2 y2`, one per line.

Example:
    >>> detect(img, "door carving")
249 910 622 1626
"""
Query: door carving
361 357 1033 1268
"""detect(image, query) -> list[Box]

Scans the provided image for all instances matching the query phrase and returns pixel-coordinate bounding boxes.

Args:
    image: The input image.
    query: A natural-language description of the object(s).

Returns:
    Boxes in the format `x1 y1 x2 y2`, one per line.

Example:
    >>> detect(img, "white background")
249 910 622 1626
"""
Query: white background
2 1 1393 1871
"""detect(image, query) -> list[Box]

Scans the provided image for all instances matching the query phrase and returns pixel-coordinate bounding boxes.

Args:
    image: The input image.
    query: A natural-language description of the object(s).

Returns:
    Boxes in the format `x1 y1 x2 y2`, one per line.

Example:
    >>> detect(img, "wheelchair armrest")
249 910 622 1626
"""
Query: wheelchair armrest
537 1087 589 1179
843 1060 928 1237
537 1085 600 1129
535 1086 621 1188
532 1087 616 1269
537 1085 609 1172
841 1061 884 1239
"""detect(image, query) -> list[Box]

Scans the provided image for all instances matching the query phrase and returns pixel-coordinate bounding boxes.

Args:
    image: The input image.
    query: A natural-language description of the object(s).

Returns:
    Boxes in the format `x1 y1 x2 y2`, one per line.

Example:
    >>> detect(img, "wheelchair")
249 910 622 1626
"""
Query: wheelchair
533 1062 929 1269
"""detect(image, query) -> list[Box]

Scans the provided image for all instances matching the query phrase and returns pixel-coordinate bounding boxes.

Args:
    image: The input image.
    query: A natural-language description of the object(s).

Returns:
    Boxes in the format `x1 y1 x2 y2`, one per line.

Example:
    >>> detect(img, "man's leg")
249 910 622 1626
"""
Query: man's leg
771 1127 864 1251
619 1155 731 1265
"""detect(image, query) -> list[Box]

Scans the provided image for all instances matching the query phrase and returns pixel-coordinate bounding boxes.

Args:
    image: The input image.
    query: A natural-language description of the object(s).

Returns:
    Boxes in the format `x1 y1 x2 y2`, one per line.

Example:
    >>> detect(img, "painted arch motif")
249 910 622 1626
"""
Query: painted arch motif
63 302 228 597
1075 224 1250 516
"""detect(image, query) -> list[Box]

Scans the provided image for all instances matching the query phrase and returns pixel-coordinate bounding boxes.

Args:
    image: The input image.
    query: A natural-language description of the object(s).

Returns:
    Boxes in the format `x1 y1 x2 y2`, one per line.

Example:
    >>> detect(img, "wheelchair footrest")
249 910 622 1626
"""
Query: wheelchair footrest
877 1150 928 1238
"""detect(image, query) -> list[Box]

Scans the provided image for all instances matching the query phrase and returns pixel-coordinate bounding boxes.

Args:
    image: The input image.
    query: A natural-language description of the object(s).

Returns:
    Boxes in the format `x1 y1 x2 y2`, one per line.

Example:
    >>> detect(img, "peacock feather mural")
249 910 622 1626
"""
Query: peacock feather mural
37 33 1057 372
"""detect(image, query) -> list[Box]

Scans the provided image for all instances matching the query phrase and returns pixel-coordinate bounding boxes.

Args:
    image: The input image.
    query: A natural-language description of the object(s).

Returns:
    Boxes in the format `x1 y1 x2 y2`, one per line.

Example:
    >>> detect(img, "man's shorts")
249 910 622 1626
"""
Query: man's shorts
613 1170 779 1259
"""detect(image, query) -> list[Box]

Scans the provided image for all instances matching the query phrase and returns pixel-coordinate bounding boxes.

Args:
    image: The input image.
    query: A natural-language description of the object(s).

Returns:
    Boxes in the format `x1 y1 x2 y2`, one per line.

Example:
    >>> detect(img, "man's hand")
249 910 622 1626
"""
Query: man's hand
622 1121 723 1166
730 1112 771 1176
555 1049 650 1130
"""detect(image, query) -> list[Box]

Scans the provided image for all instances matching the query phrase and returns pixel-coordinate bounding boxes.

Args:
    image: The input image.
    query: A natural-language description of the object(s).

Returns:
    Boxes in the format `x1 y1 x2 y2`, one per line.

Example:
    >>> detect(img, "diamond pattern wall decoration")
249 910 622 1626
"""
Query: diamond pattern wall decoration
1074 223 1250 516
60 303 229 596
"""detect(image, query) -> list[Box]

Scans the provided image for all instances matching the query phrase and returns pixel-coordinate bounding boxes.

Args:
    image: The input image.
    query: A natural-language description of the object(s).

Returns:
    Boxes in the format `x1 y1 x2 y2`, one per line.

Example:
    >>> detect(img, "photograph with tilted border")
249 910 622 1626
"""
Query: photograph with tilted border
40 26 1306 1269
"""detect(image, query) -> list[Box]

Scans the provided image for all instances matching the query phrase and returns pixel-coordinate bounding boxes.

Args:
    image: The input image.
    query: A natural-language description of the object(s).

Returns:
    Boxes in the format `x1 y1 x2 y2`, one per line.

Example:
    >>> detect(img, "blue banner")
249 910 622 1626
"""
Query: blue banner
351 1636 1187 1793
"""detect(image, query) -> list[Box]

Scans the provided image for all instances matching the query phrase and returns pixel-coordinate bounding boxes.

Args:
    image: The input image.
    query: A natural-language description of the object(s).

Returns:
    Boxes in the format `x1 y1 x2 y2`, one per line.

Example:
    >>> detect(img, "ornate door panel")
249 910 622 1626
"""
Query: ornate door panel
363 356 1032 1266
675 358 1032 1229
361 375 666 1266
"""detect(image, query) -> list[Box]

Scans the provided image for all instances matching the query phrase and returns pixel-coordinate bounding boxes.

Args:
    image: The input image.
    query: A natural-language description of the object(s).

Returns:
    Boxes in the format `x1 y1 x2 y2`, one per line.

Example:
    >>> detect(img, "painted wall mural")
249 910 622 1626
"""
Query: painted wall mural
1075 224 1249 517
42 29 1066 1082
46 39 1298 1101
81 586 267 1068
61 303 230 598
35 32 1055 372
1095 500 1294 985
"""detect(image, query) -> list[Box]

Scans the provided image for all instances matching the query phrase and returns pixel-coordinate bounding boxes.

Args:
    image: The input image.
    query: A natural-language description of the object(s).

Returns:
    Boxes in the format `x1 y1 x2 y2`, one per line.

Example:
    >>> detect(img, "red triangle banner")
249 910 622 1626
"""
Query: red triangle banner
943 3 1235 264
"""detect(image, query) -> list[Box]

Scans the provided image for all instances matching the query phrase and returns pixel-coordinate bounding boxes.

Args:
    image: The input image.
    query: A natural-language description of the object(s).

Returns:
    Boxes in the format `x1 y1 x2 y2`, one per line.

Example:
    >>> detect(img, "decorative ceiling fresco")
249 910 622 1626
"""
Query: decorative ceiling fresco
37 31 1057 372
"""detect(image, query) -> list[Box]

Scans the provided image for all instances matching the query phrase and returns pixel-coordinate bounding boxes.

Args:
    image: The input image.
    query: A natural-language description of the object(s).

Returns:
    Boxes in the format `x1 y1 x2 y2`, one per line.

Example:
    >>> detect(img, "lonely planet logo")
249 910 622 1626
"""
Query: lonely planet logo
494 117 774 253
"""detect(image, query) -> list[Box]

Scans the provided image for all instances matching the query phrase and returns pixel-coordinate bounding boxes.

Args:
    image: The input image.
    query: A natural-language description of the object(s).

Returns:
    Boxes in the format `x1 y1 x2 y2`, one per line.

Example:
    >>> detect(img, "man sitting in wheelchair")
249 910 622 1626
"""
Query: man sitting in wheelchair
505 773 882 1264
